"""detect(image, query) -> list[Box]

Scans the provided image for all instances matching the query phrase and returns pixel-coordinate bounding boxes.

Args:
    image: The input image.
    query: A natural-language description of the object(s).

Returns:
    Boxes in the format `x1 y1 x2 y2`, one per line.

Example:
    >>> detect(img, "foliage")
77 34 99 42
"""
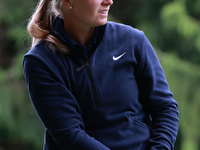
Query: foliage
0 0 35 50
158 50 200 150
0 54 44 150
160 0 200 64
0 0 44 149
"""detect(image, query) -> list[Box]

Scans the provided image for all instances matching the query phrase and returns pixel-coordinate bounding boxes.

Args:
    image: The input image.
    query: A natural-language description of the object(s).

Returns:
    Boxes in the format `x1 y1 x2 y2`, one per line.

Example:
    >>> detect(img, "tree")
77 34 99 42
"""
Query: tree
0 0 44 149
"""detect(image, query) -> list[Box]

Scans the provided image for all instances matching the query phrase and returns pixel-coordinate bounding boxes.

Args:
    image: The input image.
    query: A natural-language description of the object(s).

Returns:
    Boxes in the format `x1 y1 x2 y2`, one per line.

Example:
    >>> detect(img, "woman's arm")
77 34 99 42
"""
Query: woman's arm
23 52 110 150
135 34 179 150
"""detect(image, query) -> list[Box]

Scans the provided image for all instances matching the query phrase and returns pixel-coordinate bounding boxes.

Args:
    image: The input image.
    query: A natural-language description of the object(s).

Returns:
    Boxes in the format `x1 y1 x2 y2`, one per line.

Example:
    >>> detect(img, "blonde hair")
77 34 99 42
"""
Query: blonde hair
27 0 68 52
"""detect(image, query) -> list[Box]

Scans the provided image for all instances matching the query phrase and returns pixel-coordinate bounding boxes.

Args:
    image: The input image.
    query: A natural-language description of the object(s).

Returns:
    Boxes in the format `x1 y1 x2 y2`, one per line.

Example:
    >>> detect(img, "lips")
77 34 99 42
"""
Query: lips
99 9 109 14
99 10 108 14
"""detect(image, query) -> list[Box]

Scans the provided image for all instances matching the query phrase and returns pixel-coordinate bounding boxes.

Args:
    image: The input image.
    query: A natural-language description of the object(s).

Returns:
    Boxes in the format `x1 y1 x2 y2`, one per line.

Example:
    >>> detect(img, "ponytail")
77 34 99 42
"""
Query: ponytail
27 0 68 52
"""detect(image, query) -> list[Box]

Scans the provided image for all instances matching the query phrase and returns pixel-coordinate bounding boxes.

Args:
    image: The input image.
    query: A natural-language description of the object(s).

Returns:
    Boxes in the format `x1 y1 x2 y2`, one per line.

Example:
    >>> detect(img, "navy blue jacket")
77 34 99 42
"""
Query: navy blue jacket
23 18 179 150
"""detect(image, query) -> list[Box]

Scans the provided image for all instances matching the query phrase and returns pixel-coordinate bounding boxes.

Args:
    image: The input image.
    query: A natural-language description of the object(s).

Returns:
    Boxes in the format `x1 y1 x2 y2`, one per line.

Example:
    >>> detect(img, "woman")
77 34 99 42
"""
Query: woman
23 0 179 149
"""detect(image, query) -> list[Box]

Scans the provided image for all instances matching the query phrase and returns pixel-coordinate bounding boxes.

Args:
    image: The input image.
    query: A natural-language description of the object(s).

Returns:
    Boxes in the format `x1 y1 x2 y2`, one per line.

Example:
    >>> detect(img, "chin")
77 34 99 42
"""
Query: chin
97 20 108 26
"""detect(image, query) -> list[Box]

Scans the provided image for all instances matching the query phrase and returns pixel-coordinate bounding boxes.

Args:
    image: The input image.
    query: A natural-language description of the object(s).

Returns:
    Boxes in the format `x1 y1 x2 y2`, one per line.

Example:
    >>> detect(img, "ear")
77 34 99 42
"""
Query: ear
61 0 71 7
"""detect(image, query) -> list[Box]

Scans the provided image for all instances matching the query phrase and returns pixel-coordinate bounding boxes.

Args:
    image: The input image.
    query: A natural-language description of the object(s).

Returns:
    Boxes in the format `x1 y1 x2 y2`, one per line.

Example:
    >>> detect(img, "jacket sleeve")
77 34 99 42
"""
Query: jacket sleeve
135 34 179 150
23 53 110 150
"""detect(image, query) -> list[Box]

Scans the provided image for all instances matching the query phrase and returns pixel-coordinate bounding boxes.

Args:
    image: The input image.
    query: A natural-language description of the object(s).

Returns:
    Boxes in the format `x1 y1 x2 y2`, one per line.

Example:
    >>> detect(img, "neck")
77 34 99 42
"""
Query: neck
63 18 95 49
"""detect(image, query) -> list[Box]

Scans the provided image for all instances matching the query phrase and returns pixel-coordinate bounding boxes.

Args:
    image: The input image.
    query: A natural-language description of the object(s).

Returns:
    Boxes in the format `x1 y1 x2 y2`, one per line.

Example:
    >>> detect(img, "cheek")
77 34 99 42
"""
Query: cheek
78 6 94 17
82 3 98 16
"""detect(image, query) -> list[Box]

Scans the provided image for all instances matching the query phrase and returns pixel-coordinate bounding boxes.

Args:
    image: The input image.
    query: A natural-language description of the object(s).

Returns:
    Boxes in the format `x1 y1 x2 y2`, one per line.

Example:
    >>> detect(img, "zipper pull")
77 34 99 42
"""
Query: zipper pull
76 61 90 72
76 64 86 72
85 61 90 68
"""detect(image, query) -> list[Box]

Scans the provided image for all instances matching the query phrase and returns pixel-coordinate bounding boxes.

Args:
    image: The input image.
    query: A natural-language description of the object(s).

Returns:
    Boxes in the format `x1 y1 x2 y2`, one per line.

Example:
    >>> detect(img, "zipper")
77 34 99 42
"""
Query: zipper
76 61 101 107
50 27 105 107
85 61 101 107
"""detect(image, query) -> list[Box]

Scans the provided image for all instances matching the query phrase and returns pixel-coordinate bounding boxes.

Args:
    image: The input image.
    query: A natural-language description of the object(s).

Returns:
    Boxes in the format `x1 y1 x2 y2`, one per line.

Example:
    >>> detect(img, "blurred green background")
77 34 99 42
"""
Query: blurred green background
0 0 200 149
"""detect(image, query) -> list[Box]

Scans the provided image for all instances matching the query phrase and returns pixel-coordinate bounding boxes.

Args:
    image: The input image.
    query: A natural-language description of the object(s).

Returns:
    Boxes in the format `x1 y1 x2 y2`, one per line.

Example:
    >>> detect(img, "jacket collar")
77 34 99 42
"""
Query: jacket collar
51 16 106 59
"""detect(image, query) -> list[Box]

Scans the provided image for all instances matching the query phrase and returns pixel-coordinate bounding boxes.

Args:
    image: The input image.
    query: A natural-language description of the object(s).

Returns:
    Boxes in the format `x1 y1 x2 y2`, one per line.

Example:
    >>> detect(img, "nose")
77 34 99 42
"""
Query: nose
103 0 113 6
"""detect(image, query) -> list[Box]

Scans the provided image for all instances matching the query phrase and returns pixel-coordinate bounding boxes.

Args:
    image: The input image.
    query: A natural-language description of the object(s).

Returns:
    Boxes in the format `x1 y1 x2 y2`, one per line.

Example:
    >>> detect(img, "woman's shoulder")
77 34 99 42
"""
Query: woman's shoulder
105 21 146 46
106 21 145 43
106 21 144 35
23 41 64 70
23 40 69 79
24 41 63 64
25 41 56 58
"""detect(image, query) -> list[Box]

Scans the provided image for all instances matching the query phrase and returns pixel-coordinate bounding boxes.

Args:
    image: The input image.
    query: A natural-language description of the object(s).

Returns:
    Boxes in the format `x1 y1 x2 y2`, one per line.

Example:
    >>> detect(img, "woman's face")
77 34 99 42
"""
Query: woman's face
68 0 113 28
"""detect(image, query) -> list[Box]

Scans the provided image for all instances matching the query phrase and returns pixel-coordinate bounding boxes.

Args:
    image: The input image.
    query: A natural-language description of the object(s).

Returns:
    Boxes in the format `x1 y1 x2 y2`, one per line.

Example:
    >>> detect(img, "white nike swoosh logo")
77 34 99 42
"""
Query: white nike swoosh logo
113 52 127 61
